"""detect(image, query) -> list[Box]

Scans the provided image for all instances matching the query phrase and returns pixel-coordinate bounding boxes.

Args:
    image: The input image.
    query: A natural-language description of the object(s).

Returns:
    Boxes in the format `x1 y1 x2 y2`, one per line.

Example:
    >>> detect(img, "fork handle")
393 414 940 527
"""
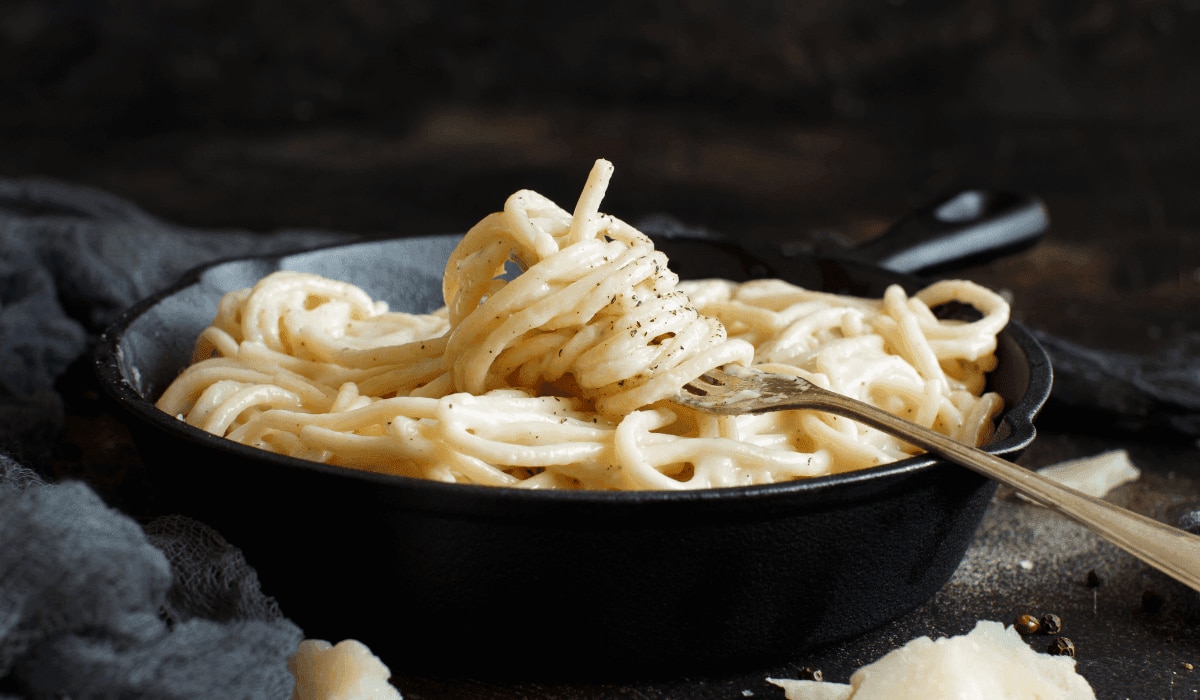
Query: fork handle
819 392 1200 592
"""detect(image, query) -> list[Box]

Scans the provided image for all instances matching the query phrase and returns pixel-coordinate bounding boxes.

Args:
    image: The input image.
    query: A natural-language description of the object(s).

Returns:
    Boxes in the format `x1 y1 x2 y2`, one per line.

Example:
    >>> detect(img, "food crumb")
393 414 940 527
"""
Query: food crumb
1019 559 1034 571
1184 662 1195 671
742 690 754 697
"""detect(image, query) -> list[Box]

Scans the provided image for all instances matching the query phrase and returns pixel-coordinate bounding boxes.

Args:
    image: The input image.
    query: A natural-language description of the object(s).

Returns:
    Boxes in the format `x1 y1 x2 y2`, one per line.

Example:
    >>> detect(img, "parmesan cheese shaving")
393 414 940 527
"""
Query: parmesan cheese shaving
1010 449 1143 508
768 620 1095 700
288 639 402 700
1033 449 1141 500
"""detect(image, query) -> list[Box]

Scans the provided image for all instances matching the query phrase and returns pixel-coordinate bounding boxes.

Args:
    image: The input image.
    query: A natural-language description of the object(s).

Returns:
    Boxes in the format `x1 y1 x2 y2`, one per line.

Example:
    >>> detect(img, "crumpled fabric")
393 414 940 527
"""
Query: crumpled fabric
1 177 1198 698
0 178 344 466
1034 330 1200 439
0 179 343 699
0 457 304 699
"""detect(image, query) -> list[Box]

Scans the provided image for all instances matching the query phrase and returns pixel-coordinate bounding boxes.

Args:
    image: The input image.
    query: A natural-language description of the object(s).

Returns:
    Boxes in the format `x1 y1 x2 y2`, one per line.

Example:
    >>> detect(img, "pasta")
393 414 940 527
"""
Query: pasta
156 159 1010 490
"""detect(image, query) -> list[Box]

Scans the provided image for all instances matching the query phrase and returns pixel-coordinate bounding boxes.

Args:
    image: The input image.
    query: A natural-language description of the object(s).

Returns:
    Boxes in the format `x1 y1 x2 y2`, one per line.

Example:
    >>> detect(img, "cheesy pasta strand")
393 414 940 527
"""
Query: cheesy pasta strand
157 159 1009 490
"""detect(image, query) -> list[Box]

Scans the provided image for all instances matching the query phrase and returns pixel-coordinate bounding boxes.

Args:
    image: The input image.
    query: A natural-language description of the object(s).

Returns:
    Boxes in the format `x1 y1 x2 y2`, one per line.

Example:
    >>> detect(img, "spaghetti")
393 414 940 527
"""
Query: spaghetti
157 159 1010 490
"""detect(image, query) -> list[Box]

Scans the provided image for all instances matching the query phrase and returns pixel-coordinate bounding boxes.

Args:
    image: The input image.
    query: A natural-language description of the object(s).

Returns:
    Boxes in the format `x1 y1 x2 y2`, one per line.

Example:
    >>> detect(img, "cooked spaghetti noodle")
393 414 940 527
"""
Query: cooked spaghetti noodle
157 159 1010 490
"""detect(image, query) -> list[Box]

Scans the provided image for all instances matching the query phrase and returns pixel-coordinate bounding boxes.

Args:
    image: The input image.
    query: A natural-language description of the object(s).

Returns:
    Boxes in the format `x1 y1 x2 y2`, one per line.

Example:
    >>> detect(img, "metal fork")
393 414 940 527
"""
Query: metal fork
675 364 1200 592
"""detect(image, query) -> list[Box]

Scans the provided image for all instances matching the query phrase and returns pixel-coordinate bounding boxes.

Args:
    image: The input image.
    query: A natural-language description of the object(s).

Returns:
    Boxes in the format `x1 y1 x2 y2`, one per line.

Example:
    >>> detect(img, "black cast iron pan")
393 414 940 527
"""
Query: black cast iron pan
96 190 1051 680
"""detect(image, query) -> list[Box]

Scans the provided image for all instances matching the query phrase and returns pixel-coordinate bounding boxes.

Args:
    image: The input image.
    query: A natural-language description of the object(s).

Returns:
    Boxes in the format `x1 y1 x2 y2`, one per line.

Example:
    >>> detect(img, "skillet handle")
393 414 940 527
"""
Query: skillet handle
848 190 1049 275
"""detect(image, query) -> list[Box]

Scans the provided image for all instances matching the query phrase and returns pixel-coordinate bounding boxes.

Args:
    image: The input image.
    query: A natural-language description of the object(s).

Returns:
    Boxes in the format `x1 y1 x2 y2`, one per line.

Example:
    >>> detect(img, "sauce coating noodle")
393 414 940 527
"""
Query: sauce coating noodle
157 160 1009 490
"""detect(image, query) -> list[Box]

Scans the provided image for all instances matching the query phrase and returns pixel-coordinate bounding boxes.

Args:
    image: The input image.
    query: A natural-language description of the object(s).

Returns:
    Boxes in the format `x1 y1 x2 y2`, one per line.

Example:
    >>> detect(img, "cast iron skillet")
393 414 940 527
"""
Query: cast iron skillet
96 191 1051 680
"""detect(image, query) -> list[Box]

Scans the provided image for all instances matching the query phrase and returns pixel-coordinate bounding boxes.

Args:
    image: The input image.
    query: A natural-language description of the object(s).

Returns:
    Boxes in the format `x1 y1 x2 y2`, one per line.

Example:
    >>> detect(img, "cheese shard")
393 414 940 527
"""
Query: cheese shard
288 639 403 700
1033 449 1141 499
767 679 851 700
768 620 1095 700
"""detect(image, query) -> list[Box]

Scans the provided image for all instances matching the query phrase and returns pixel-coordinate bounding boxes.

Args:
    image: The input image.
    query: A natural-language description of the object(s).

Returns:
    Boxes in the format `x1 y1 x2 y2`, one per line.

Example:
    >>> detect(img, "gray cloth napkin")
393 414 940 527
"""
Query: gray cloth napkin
0 179 343 699
0 178 1196 698
1033 330 1200 439
0 458 302 699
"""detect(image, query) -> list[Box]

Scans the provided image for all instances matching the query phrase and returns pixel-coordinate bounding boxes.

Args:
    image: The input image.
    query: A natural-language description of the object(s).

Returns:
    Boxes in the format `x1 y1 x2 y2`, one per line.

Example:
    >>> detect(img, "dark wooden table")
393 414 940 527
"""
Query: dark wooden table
4 101 1199 698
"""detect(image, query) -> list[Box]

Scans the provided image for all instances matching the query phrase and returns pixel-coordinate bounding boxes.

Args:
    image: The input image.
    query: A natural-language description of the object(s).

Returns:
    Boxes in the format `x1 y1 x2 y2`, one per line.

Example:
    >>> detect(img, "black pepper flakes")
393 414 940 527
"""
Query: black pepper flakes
1040 613 1063 635
1085 570 1103 588
1047 637 1076 657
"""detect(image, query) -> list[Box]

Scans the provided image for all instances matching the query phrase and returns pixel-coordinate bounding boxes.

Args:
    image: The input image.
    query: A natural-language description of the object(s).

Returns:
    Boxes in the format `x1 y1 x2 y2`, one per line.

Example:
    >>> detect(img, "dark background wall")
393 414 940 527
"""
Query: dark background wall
5 1 1198 132
1 0 1196 351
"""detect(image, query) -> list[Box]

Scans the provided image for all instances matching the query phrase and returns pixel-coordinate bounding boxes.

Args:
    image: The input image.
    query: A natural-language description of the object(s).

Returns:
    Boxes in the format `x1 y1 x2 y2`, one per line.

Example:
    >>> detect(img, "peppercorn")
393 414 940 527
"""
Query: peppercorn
794 667 823 681
1040 613 1063 635
1048 637 1076 657
1085 570 1102 588
1141 589 1166 614
1014 613 1040 635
